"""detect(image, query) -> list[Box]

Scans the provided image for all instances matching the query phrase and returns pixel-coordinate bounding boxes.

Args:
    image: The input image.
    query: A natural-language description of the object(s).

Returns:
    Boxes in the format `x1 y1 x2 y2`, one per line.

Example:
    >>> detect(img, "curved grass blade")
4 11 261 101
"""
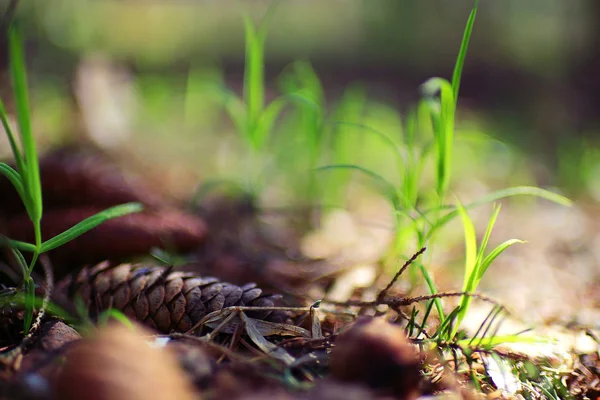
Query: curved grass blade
479 239 524 280
421 77 455 198
23 276 35 333
451 0 479 101
455 201 477 332
0 99 24 172
10 247 28 278
316 164 402 210
458 334 554 348
40 202 143 253
0 162 27 208
424 186 571 241
329 120 406 169
97 308 135 330
254 95 288 150
0 237 37 253
242 13 263 140
9 25 42 224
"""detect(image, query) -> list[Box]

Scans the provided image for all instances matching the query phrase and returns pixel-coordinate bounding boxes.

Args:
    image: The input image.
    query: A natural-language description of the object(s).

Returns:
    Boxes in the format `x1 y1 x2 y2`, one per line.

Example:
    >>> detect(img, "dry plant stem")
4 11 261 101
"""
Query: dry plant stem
377 246 427 302
325 291 505 311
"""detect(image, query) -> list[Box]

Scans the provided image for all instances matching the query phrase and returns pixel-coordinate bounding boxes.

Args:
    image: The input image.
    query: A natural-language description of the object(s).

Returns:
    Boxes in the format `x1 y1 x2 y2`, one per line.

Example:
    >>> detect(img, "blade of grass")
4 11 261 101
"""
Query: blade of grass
316 164 402 210
9 247 28 280
242 13 263 146
40 203 143 253
454 201 477 335
0 162 26 205
0 99 24 171
458 334 554 348
474 204 502 268
9 25 42 226
479 239 524 279
451 0 479 101
1 237 37 253
23 276 35 333
253 96 287 150
424 186 571 241
422 77 455 198
97 309 135 330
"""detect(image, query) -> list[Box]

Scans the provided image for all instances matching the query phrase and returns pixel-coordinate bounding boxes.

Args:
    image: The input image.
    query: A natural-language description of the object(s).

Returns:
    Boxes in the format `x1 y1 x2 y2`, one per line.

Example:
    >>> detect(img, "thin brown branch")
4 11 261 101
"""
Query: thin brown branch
377 247 426 302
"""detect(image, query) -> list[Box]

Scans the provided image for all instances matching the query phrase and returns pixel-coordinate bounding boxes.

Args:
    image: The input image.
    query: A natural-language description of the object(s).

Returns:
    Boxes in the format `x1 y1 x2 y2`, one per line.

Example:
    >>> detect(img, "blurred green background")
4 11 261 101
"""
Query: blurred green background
2 0 600 200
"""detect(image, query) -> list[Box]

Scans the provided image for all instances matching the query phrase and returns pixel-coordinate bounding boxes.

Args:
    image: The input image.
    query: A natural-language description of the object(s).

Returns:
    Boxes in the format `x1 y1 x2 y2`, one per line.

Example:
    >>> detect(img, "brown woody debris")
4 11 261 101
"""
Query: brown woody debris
329 317 422 399
55 261 288 334
52 323 196 400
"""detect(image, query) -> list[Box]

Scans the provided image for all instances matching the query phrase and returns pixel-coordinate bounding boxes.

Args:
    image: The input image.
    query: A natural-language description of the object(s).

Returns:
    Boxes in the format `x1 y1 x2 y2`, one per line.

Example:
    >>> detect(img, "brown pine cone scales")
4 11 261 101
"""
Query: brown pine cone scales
55 261 288 334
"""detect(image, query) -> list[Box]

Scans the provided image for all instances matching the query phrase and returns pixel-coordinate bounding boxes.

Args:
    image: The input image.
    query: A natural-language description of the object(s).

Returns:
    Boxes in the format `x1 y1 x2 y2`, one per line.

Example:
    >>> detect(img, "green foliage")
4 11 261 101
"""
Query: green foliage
312 0 570 341
450 203 523 340
0 24 142 335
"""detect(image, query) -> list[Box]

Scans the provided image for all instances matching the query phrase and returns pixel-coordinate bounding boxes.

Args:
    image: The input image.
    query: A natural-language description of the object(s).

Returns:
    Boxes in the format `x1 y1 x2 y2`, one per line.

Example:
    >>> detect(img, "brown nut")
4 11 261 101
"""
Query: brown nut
329 317 422 399
52 323 197 400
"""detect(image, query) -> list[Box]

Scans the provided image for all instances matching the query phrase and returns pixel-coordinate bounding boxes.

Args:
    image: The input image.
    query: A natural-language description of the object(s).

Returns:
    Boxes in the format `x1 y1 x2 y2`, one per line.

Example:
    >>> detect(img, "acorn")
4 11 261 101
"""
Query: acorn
329 317 422 399
52 322 197 400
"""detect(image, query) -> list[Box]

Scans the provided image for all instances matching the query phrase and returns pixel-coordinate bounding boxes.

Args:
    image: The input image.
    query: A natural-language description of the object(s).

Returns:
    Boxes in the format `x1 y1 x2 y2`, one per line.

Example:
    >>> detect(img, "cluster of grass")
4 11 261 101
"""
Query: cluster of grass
0 25 142 335
189 2 577 393
196 0 571 342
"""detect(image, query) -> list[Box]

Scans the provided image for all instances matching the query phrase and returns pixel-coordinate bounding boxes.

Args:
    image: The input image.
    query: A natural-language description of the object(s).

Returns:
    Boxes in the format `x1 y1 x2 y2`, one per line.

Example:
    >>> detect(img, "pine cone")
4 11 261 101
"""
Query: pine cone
55 262 287 334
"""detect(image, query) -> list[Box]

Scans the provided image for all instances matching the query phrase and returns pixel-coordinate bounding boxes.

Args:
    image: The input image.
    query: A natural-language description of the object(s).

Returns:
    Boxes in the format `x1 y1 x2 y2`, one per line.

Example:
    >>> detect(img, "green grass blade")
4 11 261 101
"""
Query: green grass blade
451 0 479 101
9 247 28 279
453 201 478 337
242 14 264 148
316 164 402 210
457 201 477 293
279 61 325 152
475 203 501 268
0 237 37 253
23 276 35 333
0 98 24 172
254 96 287 150
0 162 27 207
425 186 571 241
223 90 249 140
419 264 445 320
40 203 143 253
458 334 553 348
433 305 461 340
97 308 135 330
329 120 406 170
9 26 42 224
479 239 524 279
421 78 455 198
